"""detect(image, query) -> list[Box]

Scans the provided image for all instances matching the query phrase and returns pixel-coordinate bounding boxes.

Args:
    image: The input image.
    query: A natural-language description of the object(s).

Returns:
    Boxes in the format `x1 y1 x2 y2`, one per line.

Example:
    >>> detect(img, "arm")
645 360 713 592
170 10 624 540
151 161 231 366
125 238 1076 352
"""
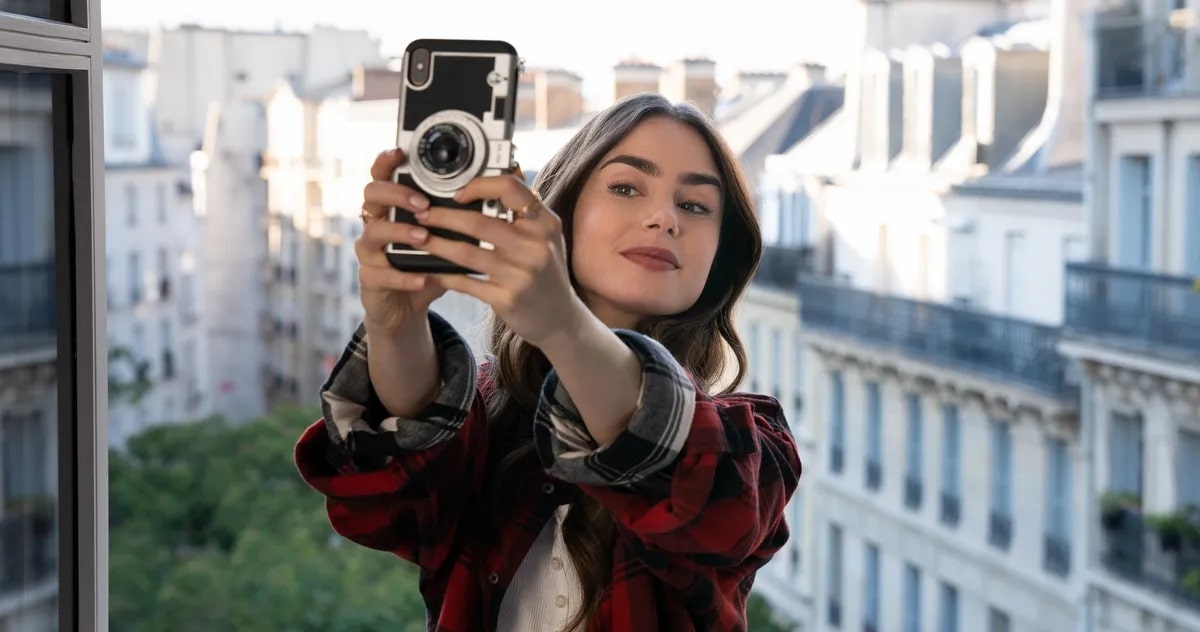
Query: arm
294 310 487 574
364 314 440 419
534 330 802 568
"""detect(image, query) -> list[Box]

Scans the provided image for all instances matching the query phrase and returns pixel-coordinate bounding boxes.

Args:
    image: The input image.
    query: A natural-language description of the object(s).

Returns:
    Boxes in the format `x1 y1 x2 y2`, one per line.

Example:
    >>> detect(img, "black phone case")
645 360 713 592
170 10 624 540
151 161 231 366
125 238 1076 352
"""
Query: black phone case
387 39 521 275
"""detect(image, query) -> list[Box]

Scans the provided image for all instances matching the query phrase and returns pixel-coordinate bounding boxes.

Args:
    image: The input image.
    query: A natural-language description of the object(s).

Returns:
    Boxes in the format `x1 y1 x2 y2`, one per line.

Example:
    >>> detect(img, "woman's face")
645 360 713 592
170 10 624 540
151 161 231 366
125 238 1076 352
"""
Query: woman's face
570 116 725 330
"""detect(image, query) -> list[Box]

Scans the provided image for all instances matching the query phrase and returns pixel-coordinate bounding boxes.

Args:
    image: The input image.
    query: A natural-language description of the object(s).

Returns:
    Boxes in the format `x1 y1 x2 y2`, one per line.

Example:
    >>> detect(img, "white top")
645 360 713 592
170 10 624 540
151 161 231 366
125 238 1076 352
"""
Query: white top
496 504 584 632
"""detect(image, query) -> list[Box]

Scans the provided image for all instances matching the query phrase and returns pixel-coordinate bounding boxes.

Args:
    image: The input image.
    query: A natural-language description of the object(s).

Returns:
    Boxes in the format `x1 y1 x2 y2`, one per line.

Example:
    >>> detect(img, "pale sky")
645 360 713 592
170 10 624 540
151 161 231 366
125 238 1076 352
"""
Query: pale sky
101 0 862 101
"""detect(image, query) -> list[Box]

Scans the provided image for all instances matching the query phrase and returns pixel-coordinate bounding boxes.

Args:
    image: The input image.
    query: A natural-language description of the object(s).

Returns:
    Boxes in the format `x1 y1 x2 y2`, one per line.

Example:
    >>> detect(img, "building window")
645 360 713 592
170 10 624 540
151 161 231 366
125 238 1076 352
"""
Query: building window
863 543 880 632
988 607 1012 632
1044 437 1072 577
1185 156 1200 276
125 181 138 226
128 251 142 305
941 403 962 526
939 582 959 632
789 488 804 577
990 421 1014 550
866 381 883 490
792 333 804 422
903 563 921 632
161 320 174 380
1116 155 1153 269
1110 412 1144 498
905 392 923 510
0 56 104 627
1179 430 1200 509
827 524 843 628
770 328 782 399
748 321 761 392
156 182 167 223
830 371 845 474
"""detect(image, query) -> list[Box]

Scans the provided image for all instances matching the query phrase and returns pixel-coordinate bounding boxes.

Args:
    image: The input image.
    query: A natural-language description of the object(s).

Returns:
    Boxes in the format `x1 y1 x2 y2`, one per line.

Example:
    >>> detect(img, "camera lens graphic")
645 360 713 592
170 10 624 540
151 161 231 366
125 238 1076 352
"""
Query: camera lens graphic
418 123 473 177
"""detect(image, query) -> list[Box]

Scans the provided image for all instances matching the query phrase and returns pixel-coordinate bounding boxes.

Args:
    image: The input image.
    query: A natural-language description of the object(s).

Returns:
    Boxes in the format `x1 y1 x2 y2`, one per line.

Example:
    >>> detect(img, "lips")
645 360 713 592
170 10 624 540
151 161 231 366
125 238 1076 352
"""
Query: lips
619 246 680 271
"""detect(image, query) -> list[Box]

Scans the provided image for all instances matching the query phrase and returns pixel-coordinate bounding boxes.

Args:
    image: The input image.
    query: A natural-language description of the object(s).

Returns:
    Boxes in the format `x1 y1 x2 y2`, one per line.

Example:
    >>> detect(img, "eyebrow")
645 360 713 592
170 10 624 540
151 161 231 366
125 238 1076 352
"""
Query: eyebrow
599 154 723 191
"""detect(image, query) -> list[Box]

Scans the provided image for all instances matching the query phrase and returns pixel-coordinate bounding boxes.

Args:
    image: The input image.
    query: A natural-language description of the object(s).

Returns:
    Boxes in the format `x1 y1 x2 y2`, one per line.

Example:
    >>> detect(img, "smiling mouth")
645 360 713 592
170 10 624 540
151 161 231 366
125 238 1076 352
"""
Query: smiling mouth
620 252 679 272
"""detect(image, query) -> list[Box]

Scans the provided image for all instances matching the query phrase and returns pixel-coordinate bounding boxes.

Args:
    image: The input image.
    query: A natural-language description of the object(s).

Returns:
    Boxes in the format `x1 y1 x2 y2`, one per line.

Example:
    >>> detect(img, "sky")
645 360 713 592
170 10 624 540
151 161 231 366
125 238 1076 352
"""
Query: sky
100 0 863 101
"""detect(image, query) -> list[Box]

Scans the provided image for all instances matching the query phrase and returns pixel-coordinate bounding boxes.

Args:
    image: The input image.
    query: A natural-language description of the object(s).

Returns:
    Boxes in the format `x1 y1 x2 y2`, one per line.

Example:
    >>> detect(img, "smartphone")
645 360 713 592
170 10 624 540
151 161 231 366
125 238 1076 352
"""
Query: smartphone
386 39 522 274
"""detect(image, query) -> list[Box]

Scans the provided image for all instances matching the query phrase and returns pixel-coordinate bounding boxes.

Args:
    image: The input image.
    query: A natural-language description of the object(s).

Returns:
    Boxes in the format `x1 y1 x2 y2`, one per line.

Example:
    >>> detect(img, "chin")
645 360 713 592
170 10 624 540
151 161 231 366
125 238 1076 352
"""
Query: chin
597 284 694 319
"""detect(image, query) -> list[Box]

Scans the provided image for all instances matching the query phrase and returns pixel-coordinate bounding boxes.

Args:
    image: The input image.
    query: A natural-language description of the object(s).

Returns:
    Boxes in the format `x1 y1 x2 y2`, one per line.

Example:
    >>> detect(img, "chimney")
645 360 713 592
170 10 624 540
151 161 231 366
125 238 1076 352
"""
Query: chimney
351 66 403 102
660 58 718 117
1029 0 1085 169
534 68 584 130
613 60 662 102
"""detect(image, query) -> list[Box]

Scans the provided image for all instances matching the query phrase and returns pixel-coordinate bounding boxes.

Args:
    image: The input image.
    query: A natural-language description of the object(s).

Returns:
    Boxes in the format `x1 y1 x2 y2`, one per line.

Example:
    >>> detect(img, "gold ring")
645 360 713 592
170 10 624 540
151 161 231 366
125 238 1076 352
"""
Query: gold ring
508 194 542 222
360 208 373 224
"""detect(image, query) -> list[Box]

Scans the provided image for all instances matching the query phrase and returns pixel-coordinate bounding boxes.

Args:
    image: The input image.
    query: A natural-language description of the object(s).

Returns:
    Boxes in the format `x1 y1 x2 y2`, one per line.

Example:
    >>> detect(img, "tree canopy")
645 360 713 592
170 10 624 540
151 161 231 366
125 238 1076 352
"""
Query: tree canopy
108 406 795 631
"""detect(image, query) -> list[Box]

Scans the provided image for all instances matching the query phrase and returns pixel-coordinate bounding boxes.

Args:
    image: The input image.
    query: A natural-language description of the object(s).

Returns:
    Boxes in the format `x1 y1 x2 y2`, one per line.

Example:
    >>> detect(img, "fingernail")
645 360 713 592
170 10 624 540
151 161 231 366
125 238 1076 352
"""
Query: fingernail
411 275 426 289
410 226 428 242
452 190 465 202
414 210 429 222
410 195 429 210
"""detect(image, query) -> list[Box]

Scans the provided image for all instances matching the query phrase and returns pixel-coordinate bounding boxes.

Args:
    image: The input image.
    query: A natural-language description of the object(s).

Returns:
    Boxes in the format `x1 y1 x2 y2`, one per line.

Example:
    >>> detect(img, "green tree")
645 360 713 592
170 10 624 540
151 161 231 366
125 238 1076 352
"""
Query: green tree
109 406 798 631
109 406 425 632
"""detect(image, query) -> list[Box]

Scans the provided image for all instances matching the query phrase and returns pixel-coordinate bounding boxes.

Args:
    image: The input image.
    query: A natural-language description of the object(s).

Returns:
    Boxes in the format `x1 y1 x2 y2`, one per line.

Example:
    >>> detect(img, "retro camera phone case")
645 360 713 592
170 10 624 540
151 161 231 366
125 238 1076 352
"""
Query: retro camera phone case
386 39 522 274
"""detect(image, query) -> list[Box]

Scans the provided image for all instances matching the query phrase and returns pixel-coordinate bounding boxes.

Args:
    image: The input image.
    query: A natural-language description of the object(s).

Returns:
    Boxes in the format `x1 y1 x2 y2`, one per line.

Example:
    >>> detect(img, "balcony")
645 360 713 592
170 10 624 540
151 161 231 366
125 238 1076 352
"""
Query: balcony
1064 262 1200 360
753 245 815 291
1 508 56 593
1101 509 1200 612
799 278 1072 397
0 261 56 355
1094 10 1196 99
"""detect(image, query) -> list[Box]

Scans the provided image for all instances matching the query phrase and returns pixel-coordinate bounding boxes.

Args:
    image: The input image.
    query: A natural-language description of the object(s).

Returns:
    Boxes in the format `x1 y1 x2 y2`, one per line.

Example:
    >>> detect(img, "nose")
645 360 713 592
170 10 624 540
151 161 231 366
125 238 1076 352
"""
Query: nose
643 201 679 237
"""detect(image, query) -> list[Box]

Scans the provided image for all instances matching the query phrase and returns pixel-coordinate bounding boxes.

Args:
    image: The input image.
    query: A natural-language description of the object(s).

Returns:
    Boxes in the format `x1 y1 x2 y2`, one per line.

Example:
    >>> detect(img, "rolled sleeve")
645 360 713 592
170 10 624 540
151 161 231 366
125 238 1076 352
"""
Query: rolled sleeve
533 329 696 491
320 310 476 472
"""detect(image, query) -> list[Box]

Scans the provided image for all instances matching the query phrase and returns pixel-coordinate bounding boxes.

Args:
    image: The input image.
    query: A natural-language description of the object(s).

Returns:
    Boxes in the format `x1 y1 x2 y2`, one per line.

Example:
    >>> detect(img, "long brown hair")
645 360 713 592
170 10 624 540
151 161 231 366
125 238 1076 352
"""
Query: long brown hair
484 92 762 631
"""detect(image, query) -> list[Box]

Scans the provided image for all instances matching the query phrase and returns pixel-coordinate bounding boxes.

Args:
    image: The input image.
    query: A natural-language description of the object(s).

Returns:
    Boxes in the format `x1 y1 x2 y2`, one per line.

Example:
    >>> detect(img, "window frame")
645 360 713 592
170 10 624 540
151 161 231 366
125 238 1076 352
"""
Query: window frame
1 3 109 630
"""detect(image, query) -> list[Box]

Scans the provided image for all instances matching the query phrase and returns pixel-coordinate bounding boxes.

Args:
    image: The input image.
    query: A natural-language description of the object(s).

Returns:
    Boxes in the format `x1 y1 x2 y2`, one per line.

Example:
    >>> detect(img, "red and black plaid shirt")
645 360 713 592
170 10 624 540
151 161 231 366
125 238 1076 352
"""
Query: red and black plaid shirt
294 311 802 631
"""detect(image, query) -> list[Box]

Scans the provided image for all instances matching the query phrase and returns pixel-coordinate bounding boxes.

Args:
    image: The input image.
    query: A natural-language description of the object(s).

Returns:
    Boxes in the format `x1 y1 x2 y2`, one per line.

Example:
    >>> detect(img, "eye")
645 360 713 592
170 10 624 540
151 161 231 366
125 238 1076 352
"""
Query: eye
608 182 638 197
679 201 713 215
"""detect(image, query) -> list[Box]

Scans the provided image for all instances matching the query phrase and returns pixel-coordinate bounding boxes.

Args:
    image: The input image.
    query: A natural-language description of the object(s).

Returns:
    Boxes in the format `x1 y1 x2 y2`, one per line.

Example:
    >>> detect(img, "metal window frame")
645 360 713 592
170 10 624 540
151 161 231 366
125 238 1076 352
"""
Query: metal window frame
0 1 108 630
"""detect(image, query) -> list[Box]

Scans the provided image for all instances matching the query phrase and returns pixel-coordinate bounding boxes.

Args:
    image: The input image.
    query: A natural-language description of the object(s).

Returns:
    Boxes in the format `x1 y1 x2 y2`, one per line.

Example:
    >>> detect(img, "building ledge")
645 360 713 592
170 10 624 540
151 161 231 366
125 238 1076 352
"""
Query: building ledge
1059 337 1200 387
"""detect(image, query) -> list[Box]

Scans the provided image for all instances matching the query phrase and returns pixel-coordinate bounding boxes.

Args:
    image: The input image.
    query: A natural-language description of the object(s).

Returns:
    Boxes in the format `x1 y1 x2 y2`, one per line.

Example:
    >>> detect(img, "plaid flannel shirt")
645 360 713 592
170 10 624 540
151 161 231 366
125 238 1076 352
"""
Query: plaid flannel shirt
294 311 802 631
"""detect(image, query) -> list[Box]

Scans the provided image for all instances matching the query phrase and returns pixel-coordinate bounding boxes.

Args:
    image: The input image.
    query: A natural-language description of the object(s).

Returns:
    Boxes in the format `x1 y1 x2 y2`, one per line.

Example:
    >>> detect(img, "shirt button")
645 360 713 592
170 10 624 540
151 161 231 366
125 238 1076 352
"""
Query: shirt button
488 572 499 585
551 557 564 571
542 482 555 494
555 594 567 608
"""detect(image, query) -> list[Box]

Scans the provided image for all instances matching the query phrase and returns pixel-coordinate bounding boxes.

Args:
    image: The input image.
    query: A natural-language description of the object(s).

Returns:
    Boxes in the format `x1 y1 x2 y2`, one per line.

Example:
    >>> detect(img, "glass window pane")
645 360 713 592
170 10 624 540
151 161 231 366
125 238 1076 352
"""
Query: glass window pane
0 0 64 22
0 68 60 630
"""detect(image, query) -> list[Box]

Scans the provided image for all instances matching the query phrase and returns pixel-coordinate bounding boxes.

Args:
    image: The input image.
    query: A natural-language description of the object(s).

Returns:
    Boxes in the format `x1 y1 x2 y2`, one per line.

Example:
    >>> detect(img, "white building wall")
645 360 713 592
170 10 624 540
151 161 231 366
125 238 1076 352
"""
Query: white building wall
806 349 1084 632
103 60 213 445
737 284 816 628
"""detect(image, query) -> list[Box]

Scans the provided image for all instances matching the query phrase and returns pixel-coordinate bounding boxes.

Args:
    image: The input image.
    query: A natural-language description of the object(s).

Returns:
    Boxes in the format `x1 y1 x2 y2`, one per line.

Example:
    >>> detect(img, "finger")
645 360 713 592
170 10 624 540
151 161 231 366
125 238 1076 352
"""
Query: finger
370 147 407 181
363 180 431 219
414 206 527 253
432 273 510 310
418 231 515 278
454 174 540 214
359 219 431 257
358 263 428 292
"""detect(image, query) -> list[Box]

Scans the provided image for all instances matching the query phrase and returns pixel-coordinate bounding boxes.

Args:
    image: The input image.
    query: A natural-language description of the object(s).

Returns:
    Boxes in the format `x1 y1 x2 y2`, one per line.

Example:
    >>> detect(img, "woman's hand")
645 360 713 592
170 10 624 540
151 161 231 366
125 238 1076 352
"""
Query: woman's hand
411 173 589 350
355 149 448 335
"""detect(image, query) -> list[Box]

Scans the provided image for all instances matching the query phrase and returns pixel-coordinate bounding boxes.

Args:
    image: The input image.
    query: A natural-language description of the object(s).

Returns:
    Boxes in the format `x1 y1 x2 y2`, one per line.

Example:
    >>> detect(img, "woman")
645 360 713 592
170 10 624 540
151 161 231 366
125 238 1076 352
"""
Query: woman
294 92 802 632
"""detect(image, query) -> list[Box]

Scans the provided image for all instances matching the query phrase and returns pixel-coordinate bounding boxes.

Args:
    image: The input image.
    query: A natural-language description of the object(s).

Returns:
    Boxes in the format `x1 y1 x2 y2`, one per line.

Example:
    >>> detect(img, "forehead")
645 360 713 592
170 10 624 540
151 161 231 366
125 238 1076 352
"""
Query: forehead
606 116 720 177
